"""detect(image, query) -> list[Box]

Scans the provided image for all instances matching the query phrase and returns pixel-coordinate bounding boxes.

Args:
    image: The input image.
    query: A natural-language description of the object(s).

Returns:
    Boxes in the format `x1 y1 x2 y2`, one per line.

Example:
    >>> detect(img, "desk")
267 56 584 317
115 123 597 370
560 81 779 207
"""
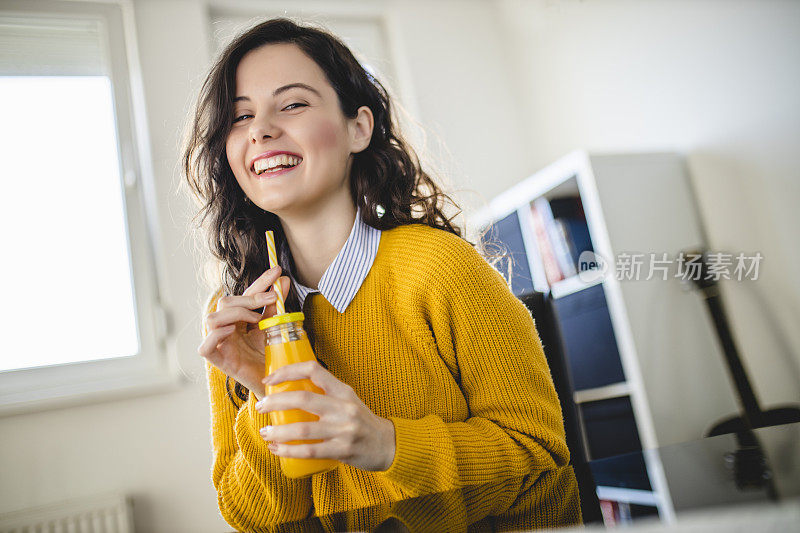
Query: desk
583 422 799 525
238 423 799 532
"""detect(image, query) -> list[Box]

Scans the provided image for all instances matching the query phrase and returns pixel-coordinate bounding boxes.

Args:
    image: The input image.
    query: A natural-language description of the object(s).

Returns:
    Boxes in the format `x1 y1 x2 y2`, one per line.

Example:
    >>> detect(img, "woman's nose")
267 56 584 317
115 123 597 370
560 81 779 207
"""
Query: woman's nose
249 117 279 144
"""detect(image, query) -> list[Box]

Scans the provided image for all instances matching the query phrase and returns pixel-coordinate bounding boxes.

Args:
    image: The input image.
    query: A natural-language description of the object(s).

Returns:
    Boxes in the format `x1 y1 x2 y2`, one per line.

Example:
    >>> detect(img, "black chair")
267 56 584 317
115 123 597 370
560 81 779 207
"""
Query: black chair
520 291 602 524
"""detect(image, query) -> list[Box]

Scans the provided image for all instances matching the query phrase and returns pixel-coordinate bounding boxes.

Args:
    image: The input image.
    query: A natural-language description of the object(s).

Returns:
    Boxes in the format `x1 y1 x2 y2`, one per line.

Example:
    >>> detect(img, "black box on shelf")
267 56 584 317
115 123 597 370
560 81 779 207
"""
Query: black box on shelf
581 395 643 459
551 283 626 391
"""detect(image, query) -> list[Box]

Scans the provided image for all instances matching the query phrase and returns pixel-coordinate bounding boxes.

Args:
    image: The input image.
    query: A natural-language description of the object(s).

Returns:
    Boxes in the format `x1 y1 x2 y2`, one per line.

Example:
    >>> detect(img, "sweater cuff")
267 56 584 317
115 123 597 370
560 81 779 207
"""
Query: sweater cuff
244 391 271 441
375 414 460 496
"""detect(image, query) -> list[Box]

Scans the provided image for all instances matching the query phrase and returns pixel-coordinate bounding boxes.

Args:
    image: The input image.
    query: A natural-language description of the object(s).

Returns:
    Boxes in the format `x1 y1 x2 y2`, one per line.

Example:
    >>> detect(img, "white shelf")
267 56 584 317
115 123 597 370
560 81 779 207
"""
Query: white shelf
550 272 605 299
574 382 631 404
470 150 717 525
474 150 721 450
595 486 660 507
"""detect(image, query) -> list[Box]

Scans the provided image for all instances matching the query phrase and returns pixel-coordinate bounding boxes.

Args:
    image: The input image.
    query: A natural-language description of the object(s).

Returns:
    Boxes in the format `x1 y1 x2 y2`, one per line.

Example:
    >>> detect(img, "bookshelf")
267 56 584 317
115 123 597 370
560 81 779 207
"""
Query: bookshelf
473 150 717 524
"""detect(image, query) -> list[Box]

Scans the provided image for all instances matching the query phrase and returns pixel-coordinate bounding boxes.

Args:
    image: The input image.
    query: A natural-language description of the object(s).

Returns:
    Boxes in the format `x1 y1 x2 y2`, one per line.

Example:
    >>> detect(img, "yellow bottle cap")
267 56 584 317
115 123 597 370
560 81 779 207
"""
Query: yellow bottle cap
258 311 305 331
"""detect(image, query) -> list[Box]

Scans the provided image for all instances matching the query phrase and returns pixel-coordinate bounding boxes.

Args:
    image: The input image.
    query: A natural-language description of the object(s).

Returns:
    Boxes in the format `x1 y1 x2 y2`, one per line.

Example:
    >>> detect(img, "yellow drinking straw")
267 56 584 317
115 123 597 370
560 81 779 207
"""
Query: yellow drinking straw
265 230 286 314
265 230 290 342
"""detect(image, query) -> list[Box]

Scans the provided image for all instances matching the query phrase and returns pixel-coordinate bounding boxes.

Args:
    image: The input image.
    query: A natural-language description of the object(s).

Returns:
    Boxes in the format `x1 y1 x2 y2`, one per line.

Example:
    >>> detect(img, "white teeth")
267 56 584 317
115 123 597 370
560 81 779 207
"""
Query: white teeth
254 154 302 174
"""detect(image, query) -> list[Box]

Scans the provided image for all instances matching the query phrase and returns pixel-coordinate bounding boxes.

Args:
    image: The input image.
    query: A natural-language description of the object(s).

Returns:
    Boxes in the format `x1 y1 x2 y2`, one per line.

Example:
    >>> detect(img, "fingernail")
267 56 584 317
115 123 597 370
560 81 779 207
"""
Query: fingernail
260 425 273 435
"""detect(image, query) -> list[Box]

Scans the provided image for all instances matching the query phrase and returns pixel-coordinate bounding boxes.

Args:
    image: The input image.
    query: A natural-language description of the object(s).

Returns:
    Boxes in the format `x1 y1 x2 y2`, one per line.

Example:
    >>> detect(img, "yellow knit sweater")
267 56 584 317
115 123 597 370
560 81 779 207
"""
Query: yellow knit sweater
203 224 580 531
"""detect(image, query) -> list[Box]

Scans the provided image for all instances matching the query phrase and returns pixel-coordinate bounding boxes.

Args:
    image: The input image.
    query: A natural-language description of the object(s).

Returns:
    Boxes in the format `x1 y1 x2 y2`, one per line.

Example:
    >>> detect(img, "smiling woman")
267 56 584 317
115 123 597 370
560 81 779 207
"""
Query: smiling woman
224 43 372 222
183 17 580 531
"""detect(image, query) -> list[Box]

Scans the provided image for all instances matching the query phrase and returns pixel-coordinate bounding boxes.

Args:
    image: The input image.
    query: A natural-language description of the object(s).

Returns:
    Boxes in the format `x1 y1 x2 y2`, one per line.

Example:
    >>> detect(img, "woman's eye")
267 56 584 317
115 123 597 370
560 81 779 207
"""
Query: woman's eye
283 103 307 111
232 114 252 123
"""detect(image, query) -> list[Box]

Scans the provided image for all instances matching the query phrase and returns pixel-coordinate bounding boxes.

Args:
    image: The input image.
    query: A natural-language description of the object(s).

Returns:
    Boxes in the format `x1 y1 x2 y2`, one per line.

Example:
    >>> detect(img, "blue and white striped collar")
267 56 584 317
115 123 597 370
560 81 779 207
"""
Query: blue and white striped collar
279 207 381 313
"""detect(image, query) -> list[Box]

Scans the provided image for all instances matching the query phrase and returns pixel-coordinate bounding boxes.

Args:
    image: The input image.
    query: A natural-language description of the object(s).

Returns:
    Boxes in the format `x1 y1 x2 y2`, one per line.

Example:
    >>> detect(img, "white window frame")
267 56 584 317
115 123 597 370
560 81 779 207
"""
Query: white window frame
0 0 175 416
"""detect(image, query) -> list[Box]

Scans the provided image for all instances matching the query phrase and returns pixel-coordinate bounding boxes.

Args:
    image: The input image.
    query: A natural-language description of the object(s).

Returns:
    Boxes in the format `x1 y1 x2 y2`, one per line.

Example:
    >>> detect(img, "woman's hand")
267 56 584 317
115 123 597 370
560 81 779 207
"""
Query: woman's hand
256 360 397 473
198 266 291 400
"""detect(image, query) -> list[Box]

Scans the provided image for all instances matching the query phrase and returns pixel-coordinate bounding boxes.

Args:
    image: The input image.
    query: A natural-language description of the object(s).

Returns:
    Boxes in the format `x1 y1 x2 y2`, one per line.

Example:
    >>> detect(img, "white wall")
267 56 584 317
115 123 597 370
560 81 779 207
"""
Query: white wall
1 0 797 531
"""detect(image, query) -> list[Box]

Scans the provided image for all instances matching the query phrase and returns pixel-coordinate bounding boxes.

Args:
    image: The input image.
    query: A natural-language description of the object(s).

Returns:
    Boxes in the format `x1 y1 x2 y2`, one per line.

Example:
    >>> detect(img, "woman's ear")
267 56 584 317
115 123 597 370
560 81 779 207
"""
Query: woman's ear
349 105 374 154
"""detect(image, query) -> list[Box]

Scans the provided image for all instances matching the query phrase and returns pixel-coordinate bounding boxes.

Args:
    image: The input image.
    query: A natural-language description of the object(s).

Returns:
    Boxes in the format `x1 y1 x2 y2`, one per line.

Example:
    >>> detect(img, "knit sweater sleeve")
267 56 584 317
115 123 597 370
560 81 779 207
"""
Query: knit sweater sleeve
373 231 570 511
203 292 313 529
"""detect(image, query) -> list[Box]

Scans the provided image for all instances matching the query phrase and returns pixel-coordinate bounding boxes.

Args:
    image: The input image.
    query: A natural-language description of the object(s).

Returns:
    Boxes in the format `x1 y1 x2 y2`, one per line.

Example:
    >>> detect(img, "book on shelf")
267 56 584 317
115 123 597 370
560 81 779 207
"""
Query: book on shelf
534 197 578 280
530 199 565 285
598 499 633 526
598 499 617 526
548 196 595 270
617 501 632 522
554 219 578 274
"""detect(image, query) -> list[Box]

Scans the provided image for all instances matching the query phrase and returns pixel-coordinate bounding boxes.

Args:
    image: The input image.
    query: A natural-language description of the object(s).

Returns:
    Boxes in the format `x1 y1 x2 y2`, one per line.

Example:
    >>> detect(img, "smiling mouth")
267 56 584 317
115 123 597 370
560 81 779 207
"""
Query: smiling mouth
252 154 303 175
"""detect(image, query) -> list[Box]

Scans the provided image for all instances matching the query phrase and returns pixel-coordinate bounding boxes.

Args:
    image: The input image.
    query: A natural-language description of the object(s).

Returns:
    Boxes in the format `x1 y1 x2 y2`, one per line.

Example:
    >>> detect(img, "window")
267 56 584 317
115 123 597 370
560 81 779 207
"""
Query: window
208 9 405 109
0 0 171 415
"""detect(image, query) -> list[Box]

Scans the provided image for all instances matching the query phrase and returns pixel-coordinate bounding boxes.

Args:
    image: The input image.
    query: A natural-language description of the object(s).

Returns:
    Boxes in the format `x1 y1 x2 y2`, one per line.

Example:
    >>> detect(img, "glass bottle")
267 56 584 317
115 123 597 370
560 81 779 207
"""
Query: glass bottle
259 312 338 478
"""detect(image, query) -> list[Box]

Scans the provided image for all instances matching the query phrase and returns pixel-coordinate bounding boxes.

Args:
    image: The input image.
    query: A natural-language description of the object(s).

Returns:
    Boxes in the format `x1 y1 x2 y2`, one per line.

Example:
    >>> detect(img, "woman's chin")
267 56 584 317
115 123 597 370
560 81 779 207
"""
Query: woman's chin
253 196 313 217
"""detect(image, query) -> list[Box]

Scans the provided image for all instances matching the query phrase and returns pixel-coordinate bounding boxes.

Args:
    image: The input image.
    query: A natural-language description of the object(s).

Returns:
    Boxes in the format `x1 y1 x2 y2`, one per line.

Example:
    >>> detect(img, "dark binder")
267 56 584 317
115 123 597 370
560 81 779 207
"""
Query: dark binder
549 196 595 269
551 283 626 391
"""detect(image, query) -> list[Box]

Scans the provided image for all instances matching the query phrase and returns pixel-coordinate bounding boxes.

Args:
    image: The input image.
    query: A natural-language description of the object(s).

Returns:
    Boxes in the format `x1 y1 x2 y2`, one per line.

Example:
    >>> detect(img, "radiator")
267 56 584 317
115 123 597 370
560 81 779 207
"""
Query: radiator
0 494 133 533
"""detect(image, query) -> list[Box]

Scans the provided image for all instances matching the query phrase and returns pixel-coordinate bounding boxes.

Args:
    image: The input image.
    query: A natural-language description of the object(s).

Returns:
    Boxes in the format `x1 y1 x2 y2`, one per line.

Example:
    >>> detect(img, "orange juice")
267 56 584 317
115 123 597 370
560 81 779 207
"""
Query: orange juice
259 312 338 479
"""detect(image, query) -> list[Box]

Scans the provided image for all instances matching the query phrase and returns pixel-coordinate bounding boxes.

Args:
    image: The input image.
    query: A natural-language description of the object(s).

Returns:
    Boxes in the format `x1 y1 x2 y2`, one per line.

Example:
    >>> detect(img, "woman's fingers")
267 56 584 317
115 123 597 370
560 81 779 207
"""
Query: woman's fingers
214 269 290 319
243 266 282 297
262 360 352 398
267 441 338 461
256 389 332 417
279 276 290 298
262 276 292 317
260 421 337 443
205 306 264 331
197 324 236 361
254 360 396 471
216 290 277 311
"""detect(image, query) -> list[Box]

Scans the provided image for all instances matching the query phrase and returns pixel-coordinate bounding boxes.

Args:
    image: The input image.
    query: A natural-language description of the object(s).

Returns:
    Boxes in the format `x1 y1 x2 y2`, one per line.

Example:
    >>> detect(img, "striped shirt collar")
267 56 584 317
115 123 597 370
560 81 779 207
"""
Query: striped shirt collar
280 207 382 313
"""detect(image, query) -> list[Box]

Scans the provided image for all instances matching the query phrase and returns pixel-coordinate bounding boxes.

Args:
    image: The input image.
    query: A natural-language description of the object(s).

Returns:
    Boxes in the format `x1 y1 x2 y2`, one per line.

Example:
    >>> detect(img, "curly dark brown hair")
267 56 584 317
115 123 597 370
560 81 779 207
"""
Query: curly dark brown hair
183 17 468 300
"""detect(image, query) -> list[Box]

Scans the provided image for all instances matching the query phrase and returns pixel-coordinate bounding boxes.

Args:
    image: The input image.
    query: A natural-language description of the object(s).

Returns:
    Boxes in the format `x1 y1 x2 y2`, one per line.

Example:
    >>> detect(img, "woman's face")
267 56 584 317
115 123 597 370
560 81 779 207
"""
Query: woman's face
225 43 372 217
